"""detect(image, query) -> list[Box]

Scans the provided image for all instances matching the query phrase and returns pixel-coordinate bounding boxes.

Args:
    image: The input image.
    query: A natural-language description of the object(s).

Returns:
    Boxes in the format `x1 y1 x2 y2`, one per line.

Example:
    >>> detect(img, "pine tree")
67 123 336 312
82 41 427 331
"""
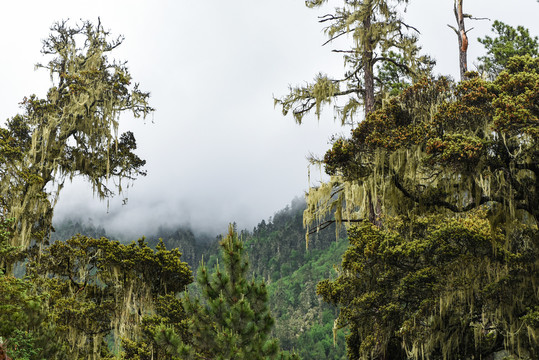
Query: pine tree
276 0 433 232
179 225 299 360
478 20 539 79
275 0 433 123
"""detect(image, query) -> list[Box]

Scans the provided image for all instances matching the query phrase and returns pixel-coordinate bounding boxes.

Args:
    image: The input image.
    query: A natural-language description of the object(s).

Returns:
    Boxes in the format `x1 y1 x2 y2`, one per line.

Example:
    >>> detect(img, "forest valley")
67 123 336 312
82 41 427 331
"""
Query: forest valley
0 1 538 359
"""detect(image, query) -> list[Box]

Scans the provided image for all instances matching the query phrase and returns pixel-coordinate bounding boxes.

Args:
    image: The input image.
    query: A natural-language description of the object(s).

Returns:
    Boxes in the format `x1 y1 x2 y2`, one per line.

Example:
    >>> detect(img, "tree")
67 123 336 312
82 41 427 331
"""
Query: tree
0 19 153 251
180 225 299 360
23 235 193 360
448 0 470 80
275 0 433 123
316 56 539 230
478 20 539 79
310 46 539 360
0 217 68 359
317 212 538 359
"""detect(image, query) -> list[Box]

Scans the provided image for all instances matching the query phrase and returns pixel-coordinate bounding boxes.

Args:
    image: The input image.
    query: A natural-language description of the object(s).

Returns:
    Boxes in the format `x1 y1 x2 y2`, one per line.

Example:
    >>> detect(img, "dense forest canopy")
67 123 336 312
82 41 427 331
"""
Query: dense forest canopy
276 1 539 359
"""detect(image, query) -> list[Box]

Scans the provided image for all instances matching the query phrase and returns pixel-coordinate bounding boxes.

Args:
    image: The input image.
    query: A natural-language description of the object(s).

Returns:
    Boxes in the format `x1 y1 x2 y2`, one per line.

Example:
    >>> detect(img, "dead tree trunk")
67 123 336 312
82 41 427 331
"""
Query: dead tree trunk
449 0 469 80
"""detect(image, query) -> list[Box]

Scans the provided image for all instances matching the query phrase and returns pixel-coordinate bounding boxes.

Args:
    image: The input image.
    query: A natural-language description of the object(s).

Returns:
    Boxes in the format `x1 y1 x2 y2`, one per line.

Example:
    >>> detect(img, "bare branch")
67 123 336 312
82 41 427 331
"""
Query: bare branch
318 14 345 23
397 20 421 34
332 49 356 54
447 24 459 35
322 28 357 46
464 15 490 21
372 56 416 75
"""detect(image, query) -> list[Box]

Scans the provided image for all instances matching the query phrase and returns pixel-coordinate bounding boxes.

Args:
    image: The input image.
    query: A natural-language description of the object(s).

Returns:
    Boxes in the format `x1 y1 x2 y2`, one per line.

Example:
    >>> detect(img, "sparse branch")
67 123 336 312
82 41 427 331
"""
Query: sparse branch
397 20 421 34
447 24 458 35
465 15 490 21
373 56 416 75
318 14 345 23
334 88 364 96
331 49 356 53
322 28 357 46
291 87 362 119
293 100 317 117
342 64 364 82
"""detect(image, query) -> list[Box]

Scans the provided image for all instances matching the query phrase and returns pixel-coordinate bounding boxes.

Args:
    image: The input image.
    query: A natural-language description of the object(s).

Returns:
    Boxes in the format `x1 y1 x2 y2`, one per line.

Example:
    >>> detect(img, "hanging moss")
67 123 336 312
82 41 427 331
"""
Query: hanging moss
25 235 193 360
306 60 539 243
317 211 538 359
0 20 153 251
276 0 434 124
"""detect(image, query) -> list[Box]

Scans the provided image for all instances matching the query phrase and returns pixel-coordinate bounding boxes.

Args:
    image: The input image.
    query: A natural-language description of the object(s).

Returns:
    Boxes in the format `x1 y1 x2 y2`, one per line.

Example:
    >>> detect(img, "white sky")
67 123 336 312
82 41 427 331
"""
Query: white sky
1 0 538 237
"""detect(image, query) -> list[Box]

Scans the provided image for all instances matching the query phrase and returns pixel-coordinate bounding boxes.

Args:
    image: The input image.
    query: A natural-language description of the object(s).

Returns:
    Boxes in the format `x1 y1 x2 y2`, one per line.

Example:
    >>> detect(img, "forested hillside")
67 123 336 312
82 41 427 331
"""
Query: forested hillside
200 199 349 359
52 198 349 359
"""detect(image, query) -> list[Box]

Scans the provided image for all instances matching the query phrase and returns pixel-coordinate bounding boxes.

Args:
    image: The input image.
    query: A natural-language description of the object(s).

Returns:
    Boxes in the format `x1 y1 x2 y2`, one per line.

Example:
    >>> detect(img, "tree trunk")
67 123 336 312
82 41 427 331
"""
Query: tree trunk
454 0 469 80
363 10 375 116
362 9 380 226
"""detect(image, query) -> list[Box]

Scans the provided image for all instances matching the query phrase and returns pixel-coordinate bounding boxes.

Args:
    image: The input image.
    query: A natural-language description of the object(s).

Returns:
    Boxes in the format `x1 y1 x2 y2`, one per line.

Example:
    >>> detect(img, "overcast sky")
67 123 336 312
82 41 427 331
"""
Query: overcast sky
1 0 538 237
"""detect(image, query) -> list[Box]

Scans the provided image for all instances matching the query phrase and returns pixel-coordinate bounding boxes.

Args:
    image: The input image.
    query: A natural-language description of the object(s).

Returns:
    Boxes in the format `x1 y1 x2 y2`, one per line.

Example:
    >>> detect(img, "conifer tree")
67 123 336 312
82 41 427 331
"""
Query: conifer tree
276 0 433 231
478 20 539 79
276 0 433 123
178 225 299 360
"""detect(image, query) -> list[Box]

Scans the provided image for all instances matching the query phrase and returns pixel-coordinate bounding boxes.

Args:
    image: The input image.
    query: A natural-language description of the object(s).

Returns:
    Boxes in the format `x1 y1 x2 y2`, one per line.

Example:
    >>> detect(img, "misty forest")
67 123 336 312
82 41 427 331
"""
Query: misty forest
1 1 539 359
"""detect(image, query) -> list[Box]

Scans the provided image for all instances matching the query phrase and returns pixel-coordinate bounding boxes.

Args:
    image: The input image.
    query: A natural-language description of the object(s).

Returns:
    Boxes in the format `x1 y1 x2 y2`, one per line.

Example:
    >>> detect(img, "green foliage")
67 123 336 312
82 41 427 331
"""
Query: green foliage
0 19 204 360
0 19 153 250
478 21 539 79
146 226 216 269
23 235 192 359
182 225 298 360
315 55 539 233
317 212 538 359
275 0 433 123
0 218 68 359
121 294 191 360
268 240 349 360
231 199 349 359
308 25 539 360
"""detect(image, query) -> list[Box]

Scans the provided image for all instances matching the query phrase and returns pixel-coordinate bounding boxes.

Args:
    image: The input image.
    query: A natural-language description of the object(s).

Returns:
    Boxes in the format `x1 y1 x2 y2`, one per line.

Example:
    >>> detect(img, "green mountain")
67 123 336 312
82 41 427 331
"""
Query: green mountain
51 197 348 359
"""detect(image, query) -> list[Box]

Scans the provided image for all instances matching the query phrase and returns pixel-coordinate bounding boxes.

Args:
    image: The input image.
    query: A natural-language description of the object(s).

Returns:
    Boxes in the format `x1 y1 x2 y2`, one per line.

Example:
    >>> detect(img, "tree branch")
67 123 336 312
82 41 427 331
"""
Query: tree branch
322 28 357 46
392 172 491 213
318 14 345 23
372 56 416 75
308 219 364 235
397 20 421 34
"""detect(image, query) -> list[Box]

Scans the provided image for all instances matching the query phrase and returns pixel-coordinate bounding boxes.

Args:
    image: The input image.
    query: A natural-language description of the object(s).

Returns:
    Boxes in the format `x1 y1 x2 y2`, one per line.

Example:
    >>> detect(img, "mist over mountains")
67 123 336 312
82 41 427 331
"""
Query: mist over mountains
52 194 308 244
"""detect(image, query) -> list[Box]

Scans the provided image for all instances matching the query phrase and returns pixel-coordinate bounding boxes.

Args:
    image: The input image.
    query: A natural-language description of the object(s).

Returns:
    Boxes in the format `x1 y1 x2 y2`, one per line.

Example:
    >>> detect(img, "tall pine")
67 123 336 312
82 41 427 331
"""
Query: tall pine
276 0 433 123
179 225 298 360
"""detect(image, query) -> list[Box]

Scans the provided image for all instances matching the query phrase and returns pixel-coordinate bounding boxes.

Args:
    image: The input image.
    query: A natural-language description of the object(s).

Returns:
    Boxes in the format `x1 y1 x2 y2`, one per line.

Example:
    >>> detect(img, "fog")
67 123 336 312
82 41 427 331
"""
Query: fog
1 0 538 238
